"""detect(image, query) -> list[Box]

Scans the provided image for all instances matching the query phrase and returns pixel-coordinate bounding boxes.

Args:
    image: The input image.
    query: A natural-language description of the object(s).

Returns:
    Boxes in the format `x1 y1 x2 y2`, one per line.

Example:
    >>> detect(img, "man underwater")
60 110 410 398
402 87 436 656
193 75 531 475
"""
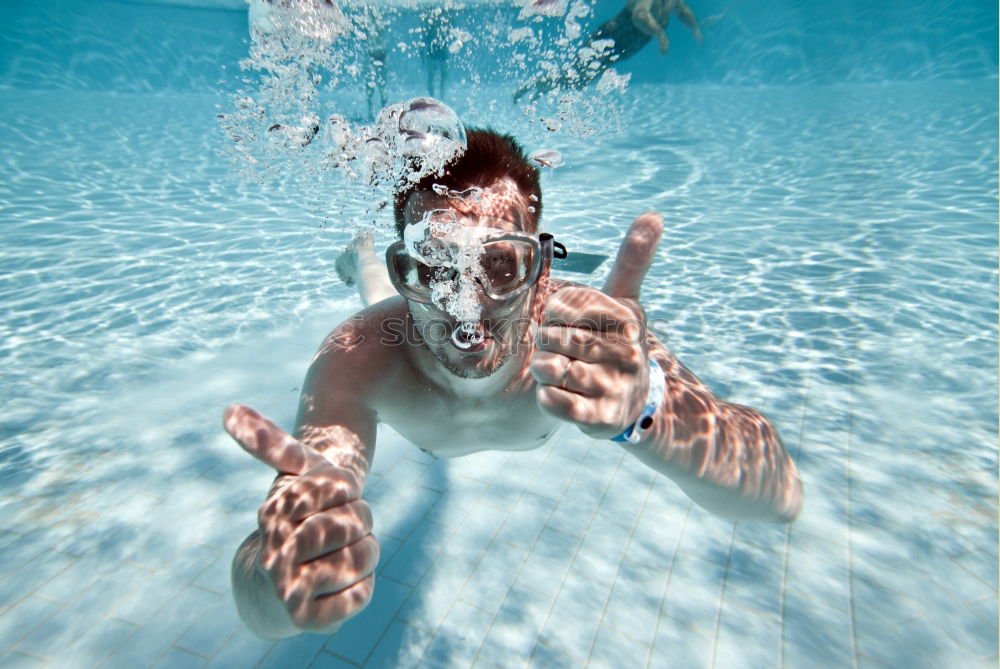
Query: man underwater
224 128 802 638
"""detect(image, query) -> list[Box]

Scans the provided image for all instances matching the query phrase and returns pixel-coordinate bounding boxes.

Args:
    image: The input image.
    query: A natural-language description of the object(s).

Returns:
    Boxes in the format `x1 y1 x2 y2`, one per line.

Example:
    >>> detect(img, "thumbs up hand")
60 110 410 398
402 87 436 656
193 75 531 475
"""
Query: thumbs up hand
531 212 663 440
224 404 379 632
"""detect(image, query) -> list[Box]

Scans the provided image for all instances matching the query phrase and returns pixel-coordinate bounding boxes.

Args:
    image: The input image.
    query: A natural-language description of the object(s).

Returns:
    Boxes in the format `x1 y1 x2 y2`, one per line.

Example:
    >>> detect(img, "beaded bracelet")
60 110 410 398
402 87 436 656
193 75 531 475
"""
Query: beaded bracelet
610 358 666 444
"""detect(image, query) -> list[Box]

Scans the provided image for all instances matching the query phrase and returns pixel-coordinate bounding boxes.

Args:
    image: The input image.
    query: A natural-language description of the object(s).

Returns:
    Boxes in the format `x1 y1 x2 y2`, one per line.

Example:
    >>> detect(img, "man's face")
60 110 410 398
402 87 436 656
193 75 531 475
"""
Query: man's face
401 179 537 379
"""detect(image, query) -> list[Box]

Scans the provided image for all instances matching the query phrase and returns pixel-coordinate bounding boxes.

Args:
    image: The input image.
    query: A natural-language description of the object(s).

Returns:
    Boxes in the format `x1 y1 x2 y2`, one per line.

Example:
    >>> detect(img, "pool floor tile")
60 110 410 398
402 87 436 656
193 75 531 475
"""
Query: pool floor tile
588 624 651 668
100 585 220 668
712 602 781 668
537 573 612 661
527 642 582 668
420 601 494 668
514 528 582 599
476 585 554 668
494 493 557 549
257 631 330 668
649 615 714 669
545 484 604 538
0 551 77 610
569 516 633 587
325 576 413 666
599 560 667 647
441 503 507 564
362 619 434 668
781 589 854 668
60 617 139 668
396 555 475 633
458 540 530 614
381 520 452 587
175 594 243 658
0 652 46 669
202 627 275 669
0 596 63 651
149 645 206 669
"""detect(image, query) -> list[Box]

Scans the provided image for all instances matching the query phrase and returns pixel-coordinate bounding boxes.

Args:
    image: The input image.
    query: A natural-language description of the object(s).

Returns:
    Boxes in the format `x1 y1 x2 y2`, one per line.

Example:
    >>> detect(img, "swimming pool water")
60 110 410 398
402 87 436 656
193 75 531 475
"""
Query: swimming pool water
0 1 997 668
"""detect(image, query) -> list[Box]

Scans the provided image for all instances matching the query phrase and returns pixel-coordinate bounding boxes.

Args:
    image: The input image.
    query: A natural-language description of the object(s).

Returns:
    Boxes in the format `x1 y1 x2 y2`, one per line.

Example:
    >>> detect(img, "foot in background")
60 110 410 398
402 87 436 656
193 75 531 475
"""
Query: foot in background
336 230 397 306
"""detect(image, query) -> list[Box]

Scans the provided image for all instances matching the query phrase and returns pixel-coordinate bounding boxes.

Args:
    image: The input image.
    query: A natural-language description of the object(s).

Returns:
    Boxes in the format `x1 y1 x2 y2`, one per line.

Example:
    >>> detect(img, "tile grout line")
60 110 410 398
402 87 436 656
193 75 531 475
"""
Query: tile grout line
580 452 656 666
520 444 597 667
471 436 618 668
643 498 693 669
449 444 564 668
393 447 559 668
707 521 738 669
779 343 818 669
363 456 486 667
845 327 860 669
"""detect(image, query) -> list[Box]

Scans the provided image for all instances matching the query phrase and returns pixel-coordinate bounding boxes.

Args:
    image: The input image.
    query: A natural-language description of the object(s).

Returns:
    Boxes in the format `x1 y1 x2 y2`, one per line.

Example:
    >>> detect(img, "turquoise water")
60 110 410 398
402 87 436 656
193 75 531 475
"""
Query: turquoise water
1 1 997 667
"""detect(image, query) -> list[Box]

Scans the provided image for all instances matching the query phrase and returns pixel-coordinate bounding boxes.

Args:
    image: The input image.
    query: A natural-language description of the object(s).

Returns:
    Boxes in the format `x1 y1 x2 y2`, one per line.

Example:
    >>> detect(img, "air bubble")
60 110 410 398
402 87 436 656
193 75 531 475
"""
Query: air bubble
267 114 320 148
447 187 483 203
530 149 564 168
323 114 352 151
519 0 566 20
362 137 389 165
398 98 467 163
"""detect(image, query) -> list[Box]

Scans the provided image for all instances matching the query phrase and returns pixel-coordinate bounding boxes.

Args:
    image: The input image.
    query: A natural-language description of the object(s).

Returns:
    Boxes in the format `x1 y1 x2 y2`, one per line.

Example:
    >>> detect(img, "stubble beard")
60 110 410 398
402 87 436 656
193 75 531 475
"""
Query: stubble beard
430 339 515 379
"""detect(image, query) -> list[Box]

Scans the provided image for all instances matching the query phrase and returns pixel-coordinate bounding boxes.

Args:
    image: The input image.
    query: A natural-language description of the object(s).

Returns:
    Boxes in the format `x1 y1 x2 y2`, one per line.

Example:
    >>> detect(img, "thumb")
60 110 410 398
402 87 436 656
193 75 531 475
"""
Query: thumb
223 404 327 476
601 212 663 300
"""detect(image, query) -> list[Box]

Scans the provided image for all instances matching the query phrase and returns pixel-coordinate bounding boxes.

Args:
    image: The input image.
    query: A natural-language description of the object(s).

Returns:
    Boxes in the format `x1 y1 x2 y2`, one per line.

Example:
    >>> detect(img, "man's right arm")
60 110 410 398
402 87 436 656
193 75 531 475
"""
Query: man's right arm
226 315 385 638
225 403 378 638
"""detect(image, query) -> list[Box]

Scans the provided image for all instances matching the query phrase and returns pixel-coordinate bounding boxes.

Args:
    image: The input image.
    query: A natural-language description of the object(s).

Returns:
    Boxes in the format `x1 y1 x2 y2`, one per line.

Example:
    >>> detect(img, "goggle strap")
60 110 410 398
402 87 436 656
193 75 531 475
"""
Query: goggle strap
538 233 565 273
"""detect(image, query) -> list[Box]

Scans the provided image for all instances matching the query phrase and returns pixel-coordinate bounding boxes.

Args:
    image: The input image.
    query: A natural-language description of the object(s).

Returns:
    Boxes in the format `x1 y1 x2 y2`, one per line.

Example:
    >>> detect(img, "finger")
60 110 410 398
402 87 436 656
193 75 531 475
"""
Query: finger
223 404 327 476
529 351 573 388
289 573 375 631
281 471 366 522
284 500 373 564
601 212 663 300
258 515 295 570
534 324 642 364
258 470 363 529
285 534 380 603
535 383 588 422
542 287 642 335
529 352 602 397
536 385 622 438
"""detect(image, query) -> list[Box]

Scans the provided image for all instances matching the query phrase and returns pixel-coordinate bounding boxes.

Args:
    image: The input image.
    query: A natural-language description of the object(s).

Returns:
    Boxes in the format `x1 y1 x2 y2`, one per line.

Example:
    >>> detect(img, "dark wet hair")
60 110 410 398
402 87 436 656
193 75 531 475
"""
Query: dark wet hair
393 127 542 238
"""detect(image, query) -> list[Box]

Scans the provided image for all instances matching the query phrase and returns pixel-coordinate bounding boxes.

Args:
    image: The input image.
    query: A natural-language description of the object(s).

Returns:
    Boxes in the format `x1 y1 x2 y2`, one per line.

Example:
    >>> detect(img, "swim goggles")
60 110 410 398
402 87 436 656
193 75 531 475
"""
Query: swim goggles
385 216 565 303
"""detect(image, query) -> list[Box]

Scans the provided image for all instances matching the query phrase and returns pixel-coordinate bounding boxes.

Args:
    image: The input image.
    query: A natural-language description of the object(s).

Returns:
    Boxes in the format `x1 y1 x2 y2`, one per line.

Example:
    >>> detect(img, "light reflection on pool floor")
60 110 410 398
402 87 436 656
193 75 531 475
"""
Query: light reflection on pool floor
0 79 996 667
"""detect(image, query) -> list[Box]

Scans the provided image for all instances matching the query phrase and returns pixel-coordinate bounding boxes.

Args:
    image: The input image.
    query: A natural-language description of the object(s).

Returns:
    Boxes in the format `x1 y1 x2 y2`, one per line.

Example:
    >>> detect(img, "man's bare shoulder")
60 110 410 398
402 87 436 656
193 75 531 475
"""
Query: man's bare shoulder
313 296 412 367
300 296 416 414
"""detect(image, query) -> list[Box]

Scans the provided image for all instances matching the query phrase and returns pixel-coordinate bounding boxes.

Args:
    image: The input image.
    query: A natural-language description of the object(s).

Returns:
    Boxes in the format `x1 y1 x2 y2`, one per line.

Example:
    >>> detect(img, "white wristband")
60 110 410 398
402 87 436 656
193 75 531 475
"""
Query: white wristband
610 358 666 444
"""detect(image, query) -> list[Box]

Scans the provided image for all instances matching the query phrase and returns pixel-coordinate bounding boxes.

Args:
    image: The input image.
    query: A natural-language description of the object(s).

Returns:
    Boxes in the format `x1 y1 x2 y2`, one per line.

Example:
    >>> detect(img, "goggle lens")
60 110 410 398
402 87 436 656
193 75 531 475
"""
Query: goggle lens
481 240 535 295
387 237 539 301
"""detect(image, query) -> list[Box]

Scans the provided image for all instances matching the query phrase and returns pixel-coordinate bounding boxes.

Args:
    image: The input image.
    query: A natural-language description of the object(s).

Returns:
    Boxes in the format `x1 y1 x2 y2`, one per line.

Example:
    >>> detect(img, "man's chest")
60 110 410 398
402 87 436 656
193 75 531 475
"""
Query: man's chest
377 385 559 457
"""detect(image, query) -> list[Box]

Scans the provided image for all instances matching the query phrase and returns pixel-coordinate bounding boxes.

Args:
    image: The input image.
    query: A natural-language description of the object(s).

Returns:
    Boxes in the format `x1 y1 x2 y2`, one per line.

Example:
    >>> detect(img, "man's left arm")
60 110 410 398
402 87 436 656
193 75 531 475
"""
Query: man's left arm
623 339 802 522
531 212 802 522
